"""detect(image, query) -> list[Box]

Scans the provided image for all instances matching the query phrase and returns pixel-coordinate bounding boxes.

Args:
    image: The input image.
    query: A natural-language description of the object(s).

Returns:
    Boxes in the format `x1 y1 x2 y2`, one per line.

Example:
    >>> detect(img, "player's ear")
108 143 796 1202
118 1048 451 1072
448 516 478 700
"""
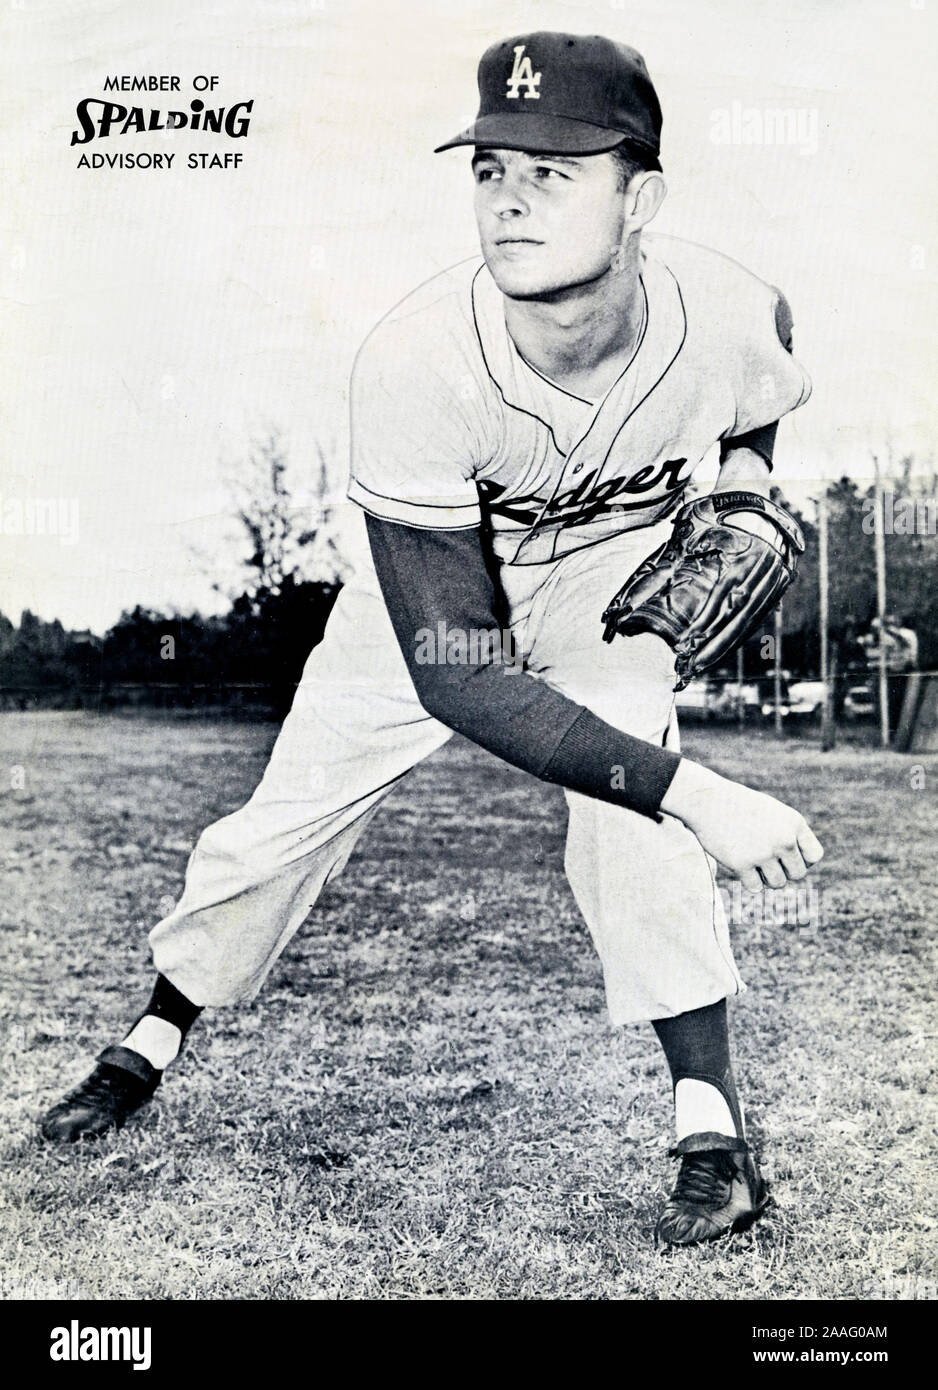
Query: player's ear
623 171 667 231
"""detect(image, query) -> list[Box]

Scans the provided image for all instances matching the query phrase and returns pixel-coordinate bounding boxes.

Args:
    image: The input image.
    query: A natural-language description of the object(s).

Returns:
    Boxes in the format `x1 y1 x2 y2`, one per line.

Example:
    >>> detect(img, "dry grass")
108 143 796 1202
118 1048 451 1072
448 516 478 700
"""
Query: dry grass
0 712 935 1300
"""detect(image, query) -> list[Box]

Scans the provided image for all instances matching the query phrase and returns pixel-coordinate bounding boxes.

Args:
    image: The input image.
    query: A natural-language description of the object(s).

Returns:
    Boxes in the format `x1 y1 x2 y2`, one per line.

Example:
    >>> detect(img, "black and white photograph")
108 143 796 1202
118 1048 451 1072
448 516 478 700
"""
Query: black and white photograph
1 0 935 1335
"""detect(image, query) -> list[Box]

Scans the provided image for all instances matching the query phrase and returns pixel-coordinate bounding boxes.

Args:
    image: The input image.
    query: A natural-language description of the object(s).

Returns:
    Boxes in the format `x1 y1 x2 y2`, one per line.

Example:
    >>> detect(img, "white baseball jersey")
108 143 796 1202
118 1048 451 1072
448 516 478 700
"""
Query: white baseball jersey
349 232 810 565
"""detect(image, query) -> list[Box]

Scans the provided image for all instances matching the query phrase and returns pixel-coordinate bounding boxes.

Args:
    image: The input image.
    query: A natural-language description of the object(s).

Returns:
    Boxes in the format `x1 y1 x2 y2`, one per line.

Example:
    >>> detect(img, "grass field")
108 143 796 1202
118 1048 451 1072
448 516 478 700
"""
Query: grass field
1 711 935 1301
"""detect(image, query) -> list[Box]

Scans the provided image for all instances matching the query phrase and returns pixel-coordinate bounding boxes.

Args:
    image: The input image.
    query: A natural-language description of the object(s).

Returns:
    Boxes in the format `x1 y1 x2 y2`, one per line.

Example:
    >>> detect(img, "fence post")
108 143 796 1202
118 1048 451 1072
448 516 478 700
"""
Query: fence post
773 603 784 736
873 460 890 748
818 488 835 750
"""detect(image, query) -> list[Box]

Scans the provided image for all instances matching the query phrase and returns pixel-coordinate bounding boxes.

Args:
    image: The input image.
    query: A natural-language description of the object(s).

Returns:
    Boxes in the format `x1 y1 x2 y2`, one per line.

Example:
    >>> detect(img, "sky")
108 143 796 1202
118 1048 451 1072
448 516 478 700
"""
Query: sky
2 0 936 632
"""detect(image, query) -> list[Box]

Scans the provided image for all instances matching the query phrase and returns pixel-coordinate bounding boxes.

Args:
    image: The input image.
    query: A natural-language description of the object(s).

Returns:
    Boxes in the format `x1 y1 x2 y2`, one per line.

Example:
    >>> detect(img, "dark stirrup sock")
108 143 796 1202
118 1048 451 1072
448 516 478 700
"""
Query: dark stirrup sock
144 974 203 1034
651 998 744 1138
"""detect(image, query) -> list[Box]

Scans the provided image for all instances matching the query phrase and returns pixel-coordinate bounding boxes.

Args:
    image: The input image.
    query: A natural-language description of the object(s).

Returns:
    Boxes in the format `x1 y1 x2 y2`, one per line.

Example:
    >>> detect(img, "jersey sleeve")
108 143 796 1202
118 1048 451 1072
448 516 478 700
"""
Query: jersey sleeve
727 284 812 437
348 319 484 531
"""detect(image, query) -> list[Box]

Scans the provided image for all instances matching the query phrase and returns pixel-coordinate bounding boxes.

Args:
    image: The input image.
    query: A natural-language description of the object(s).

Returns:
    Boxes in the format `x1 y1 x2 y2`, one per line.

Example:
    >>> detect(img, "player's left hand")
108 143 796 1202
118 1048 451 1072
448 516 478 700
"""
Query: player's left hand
601 490 804 691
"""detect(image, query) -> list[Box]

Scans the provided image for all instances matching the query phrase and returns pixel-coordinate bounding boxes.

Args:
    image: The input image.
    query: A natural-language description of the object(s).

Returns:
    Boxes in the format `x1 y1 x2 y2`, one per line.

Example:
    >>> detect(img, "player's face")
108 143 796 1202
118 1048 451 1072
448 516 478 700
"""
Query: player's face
472 148 627 298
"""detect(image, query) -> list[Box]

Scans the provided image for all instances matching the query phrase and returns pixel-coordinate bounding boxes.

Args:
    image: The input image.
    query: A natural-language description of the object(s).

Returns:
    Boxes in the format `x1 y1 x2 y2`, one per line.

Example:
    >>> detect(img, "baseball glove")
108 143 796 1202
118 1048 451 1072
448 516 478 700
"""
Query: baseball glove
601 490 804 691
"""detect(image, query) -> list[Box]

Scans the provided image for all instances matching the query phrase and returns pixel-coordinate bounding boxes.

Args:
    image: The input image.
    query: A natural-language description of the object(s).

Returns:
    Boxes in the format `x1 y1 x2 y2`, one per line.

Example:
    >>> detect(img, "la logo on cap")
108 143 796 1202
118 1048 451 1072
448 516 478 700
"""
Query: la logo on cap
506 44 541 100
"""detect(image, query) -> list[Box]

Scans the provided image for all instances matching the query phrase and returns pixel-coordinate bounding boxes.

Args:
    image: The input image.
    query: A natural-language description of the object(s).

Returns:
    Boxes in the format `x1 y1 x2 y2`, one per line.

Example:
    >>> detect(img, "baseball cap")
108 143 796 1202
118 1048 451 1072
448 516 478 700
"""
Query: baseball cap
434 31 662 169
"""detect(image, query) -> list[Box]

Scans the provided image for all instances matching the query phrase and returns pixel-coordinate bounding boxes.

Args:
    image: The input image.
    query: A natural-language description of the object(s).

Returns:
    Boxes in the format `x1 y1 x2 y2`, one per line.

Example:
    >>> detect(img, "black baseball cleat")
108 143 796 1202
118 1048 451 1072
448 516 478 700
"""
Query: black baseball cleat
39 1045 162 1143
655 1131 768 1246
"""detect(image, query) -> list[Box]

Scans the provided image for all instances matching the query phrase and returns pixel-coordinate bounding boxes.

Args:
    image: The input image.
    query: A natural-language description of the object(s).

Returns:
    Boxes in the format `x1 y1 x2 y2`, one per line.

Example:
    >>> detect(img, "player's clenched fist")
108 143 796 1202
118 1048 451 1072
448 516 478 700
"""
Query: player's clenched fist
660 760 824 892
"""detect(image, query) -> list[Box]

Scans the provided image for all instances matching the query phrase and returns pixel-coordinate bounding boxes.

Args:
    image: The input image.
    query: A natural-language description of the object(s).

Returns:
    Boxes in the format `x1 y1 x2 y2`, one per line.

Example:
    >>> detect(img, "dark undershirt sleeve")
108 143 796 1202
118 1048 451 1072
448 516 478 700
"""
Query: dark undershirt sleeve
365 514 681 819
720 420 778 470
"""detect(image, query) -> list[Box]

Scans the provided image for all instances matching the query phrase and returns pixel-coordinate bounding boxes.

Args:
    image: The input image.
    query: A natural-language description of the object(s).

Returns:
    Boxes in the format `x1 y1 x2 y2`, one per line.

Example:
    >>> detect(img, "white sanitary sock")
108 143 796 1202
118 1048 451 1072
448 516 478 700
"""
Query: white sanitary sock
674 1077 740 1143
121 1016 182 1071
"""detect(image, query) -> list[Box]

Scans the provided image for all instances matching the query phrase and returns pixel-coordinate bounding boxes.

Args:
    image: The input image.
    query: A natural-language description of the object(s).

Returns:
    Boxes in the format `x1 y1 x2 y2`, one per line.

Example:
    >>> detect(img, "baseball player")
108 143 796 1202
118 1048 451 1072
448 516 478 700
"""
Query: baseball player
41 32 823 1247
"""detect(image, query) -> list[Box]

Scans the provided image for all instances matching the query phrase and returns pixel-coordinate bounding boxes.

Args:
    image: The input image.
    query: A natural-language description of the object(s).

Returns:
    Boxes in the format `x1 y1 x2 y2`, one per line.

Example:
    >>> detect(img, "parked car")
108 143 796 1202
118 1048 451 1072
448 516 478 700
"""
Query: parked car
761 678 826 720
709 680 761 720
675 678 760 721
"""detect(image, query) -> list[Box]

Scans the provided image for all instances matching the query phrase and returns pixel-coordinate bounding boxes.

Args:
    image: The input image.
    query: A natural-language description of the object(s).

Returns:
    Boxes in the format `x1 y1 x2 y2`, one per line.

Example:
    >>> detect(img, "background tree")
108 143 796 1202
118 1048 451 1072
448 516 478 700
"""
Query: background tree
221 429 346 610
216 429 343 713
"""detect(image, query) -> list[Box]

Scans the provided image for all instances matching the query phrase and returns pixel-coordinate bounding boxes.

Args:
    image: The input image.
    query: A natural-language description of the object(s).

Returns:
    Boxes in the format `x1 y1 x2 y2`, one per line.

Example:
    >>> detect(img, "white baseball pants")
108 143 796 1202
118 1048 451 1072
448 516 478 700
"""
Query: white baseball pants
150 523 743 1024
